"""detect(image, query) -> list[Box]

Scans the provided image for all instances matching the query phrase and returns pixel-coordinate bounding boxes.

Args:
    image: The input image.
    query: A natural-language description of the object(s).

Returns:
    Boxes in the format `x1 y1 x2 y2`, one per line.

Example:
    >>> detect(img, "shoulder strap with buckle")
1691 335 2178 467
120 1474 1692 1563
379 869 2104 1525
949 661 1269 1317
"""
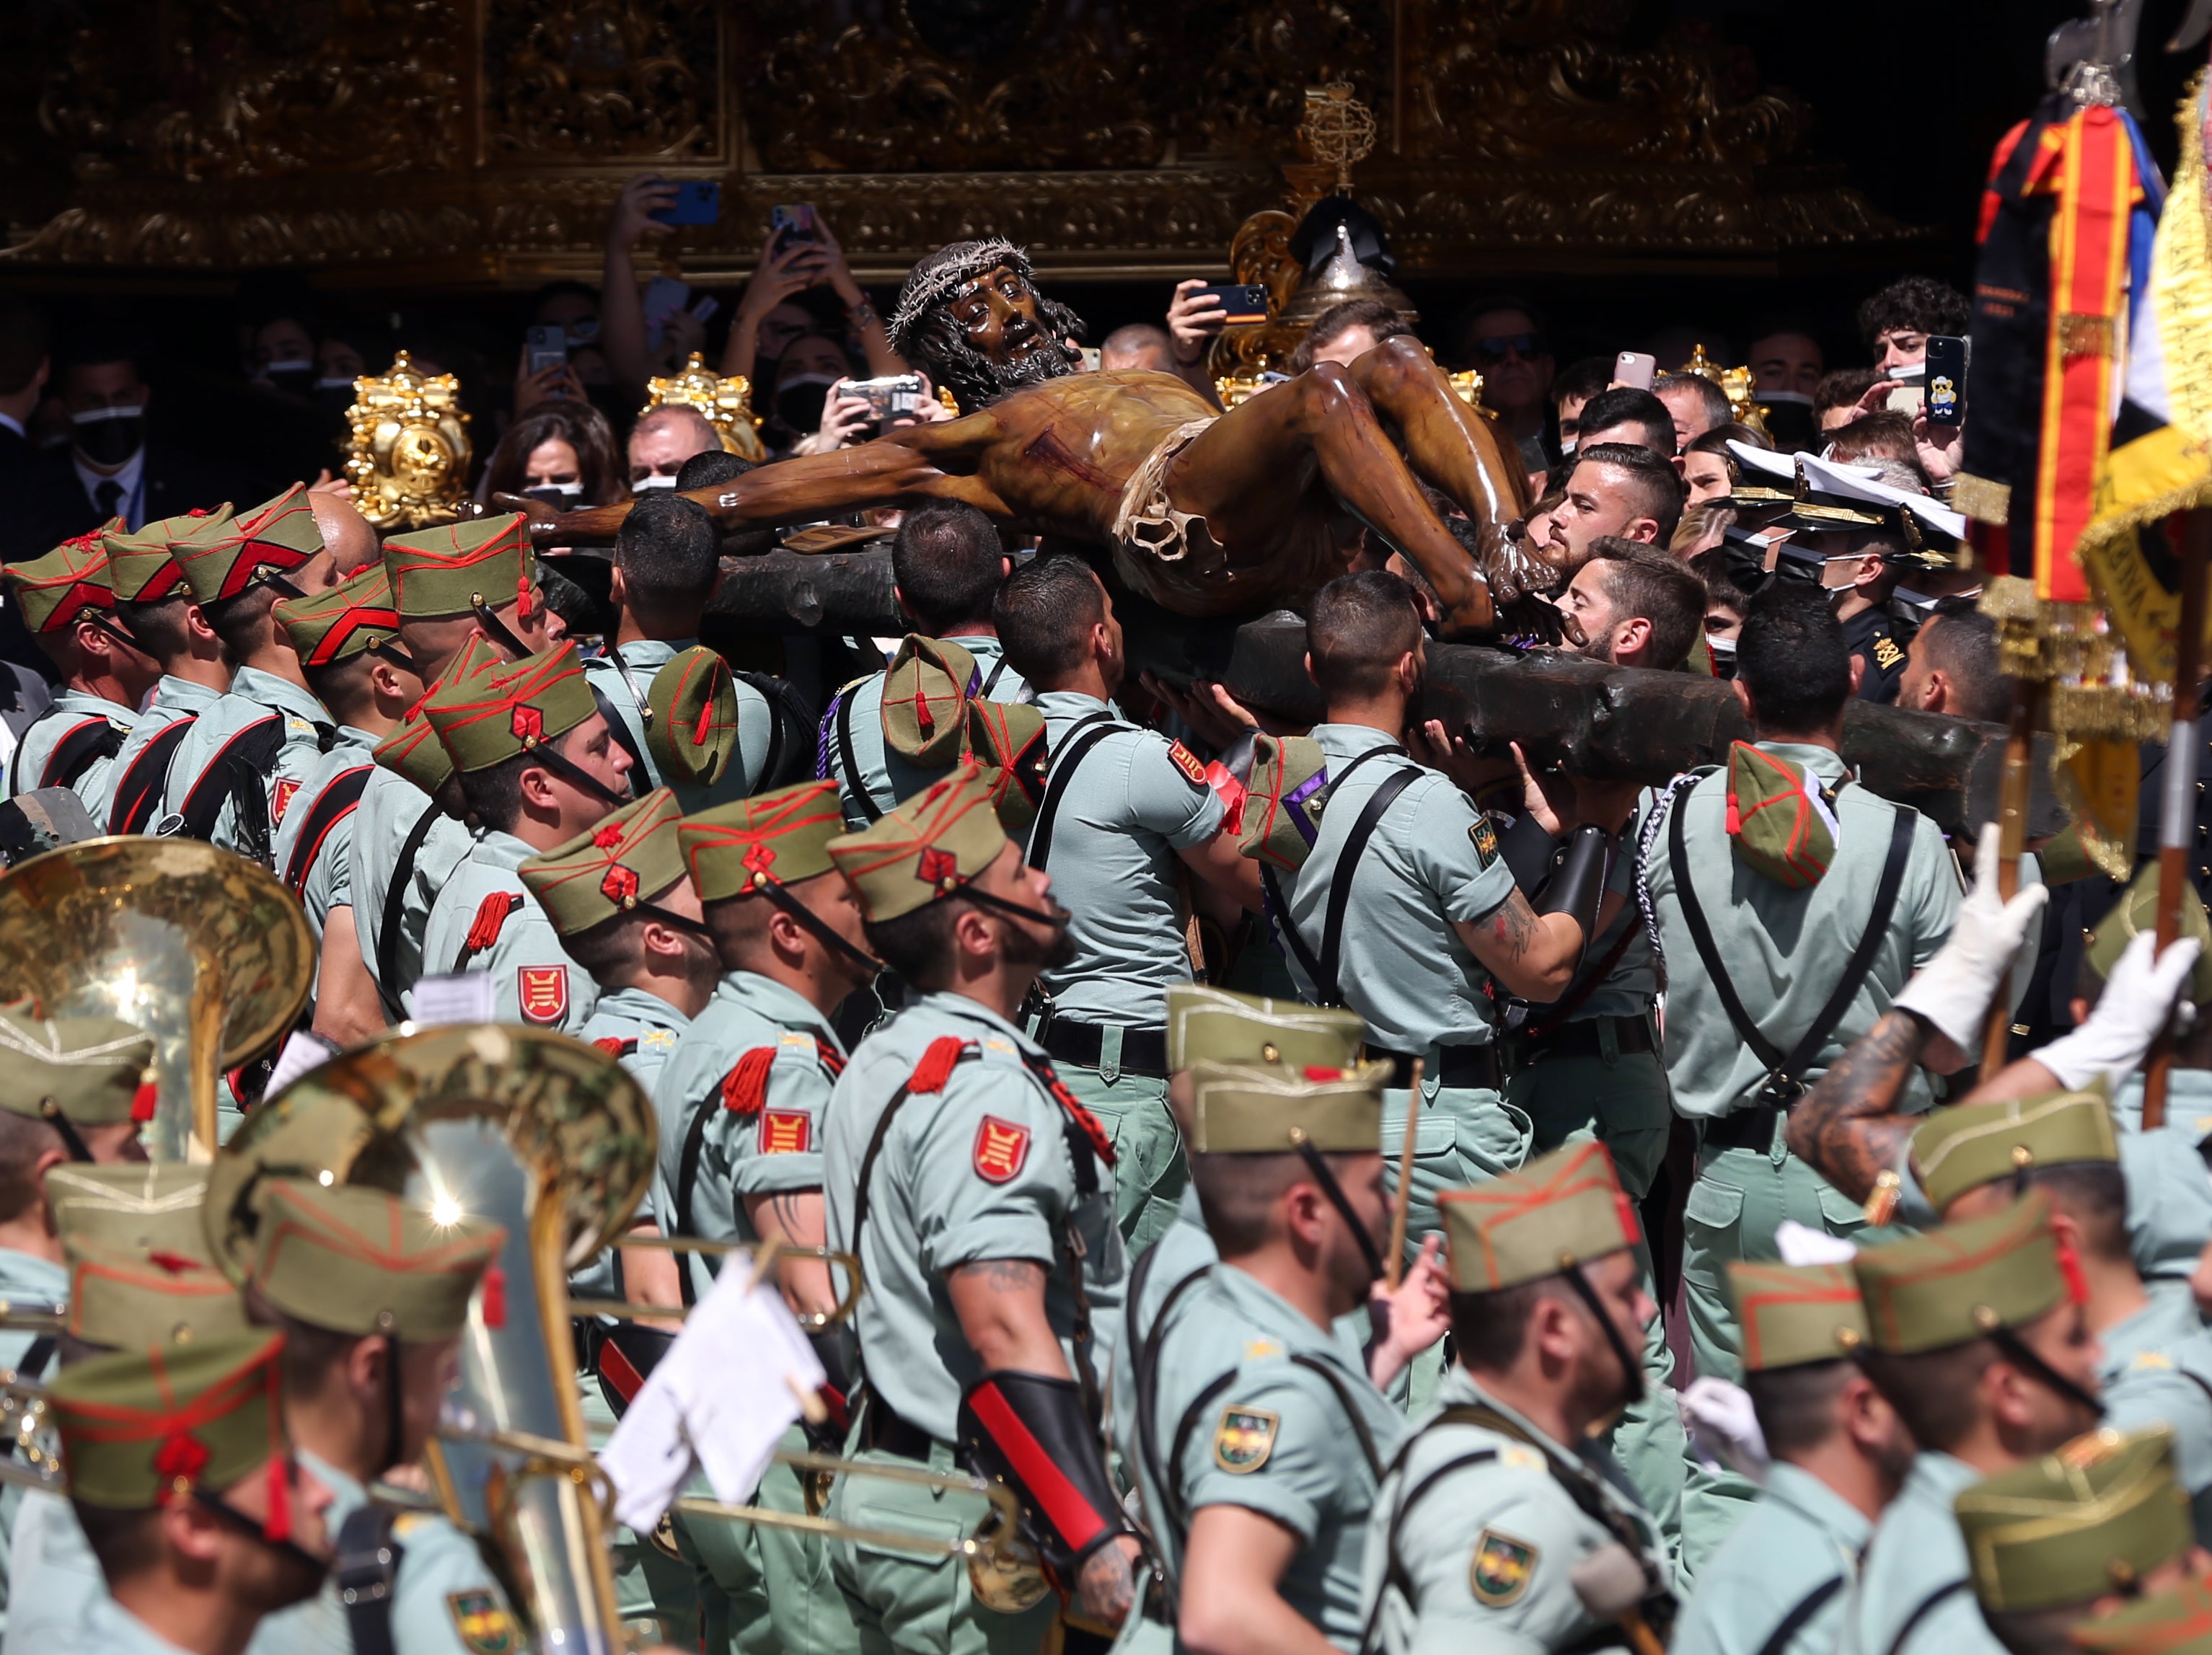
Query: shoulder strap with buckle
1358 1439 1503 1655
1026 710 1119 870
375 798 444 1023
1665 773 1918 1105
332 1501 406 1655
281 764 374 895
107 716 197 834
1754 1575 1846 1655
589 680 650 799
25 715 124 795
1886 1580 1969 1655
834 687 884 823
1283 747 1417 1008
177 712 285 857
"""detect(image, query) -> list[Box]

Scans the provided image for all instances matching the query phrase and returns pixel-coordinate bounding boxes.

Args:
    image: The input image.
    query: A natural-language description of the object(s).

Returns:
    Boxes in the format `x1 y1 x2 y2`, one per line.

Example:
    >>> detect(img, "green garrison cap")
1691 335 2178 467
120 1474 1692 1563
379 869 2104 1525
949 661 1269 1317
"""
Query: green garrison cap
242 1178 503 1341
2073 1576 2212 1654
1727 1261 1871 1371
1911 1091 2119 1214
1727 741 1838 890
2089 861 2212 1007
4 528 116 634
1439 1142 1642 1293
827 759 1008 923
881 635 978 766
66 1240 251 1352
382 513 537 621
1854 1191 2074 1354
175 484 322 605
1956 1427 2193 1612
374 631 505 793
1238 735 1330 872
48 1165 211 1260
1184 1056 1388 1154
1164 984 1367 1073
963 699 1049 836
644 645 739 788
520 787 686 939
275 563 399 667
48 1330 286 1509
105 507 237 605
423 641 596 774
681 779 846 902
0 1008 155 1128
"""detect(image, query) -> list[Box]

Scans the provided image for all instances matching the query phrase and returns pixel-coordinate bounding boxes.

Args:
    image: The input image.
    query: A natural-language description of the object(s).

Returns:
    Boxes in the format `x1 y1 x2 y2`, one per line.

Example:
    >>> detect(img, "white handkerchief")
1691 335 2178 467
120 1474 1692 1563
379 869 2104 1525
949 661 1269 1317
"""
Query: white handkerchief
409 973 495 1028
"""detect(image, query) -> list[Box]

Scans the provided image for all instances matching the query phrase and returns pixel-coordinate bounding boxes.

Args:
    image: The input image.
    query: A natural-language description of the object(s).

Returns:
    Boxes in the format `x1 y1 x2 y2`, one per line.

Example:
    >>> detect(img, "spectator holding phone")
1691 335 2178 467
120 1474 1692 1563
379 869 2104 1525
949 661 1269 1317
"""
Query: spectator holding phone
599 175 715 402
718 203 907 394
479 404 626 509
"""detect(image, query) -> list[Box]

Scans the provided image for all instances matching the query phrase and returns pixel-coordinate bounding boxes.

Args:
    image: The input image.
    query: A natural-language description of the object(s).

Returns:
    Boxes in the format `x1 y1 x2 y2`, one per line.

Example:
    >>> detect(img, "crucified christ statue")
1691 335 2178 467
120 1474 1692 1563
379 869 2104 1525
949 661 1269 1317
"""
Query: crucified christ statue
536 239 1542 633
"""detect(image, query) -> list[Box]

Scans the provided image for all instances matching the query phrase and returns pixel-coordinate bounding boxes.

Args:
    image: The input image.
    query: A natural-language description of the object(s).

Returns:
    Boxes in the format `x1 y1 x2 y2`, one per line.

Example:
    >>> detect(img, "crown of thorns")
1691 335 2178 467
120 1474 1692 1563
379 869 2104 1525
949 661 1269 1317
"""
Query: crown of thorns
888 239 1031 353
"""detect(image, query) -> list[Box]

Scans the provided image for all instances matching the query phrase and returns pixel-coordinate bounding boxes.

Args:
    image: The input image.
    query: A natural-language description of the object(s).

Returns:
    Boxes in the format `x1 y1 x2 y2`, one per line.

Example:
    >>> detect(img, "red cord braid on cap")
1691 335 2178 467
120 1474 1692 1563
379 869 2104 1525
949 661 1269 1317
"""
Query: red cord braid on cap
721 1048 776 1116
264 1453 291 1543
910 1036 971 1095
481 1263 506 1329
2057 1237 2089 1307
1724 788 1742 836
517 573 531 622
695 692 714 746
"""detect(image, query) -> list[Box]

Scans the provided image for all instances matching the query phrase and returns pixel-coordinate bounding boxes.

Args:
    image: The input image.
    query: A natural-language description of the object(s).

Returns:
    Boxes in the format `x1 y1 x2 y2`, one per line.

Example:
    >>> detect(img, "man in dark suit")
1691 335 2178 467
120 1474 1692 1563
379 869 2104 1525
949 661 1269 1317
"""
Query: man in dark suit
0 299 57 678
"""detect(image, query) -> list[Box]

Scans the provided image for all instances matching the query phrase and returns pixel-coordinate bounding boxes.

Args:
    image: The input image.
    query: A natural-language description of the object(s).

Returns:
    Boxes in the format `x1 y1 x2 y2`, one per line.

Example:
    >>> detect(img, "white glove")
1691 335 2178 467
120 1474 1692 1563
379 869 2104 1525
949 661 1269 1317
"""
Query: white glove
1678 1377 1769 1480
2037 929 2205 1090
1890 824 2050 1050
1775 1219 1858 1266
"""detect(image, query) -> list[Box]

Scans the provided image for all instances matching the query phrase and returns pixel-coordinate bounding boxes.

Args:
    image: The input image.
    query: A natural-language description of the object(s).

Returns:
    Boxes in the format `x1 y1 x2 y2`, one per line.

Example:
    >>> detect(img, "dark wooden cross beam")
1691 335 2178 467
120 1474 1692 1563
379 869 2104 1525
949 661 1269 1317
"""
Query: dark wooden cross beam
703 551 2063 839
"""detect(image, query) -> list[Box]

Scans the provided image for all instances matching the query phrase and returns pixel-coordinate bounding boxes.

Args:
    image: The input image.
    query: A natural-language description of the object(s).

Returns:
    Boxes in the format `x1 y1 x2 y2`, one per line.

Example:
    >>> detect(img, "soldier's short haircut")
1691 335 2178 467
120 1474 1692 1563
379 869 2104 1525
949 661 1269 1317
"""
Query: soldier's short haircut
1856 275 1970 354
0 1111 63 1225
1916 597 2011 725
1653 371 1732 436
863 897 967 990
1743 1359 1853 1459
301 653 376 725
1306 570 1422 702
1449 1281 1569 1372
894 502 1007 634
674 447 753 493
614 490 721 612
1590 538 1706 669
1735 582 1850 735
558 908 655 987
199 583 280 664
115 596 197 668
1573 443 1683 545
70 1500 162 1584
1853 1338 2001 1452
454 721 603 834
1574 388 1675 458
1189 1149 1371 1258
993 554 1104 688
2007 1162 2129 1263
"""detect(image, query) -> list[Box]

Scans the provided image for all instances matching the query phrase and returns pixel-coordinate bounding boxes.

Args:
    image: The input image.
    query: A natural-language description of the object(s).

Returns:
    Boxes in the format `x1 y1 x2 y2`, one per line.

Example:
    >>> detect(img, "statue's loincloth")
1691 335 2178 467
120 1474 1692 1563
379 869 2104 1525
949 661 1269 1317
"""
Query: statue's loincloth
1109 416 1219 560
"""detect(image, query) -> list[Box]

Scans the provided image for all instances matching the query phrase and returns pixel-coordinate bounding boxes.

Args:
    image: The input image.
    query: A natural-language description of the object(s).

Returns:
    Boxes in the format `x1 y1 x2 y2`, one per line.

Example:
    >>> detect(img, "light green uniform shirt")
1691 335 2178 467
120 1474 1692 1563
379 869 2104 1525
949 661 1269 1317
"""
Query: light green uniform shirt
1145 1263 1405 1648
0 1251 64 1634
1834 1451 1995 1655
822 992 1126 1442
348 769 477 1005
1 1487 94 1655
414 830 597 1034
1285 725 1517 1053
104 674 217 831
177 666 330 859
1643 743 1959 1118
2115 1067 2212 1138
578 984 689 1098
247 1450 515 1655
1671 1462 1868 1655
827 635 1028 827
2099 1282 2212 1544
582 637 771 811
1034 691 1225 1027
1357 1369 1665 1655
651 971 844 1306
2 689 134 816
270 726 376 937
45 1592 194 1655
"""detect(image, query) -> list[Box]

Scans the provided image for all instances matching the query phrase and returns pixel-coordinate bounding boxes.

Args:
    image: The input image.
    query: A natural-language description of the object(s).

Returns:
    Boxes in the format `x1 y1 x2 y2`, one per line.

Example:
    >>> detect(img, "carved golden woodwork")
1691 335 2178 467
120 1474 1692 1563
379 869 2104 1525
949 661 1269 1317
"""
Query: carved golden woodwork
1678 343 1773 438
0 0 1927 285
343 353 475 529
643 353 766 460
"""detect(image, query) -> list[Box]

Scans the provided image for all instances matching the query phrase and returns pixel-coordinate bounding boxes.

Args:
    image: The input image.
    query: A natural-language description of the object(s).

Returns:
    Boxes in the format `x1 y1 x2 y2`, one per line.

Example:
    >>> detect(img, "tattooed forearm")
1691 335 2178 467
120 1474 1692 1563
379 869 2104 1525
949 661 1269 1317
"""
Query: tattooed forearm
1489 891 1541 961
1783 1009 1931 1201
952 1258 1048 1295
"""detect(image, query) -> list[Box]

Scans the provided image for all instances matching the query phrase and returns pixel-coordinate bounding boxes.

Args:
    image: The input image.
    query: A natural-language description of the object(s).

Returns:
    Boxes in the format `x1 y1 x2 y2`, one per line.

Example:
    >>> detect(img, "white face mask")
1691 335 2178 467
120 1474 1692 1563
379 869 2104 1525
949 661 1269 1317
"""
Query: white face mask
529 481 585 500
633 475 679 493
314 376 358 392
1758 389 1813 407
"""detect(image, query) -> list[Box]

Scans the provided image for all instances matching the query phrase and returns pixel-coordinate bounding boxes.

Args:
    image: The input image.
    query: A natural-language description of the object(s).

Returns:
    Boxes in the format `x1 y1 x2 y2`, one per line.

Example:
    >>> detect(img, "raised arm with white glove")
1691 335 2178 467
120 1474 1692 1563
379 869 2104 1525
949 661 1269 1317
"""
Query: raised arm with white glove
2033 929 2204 1091
1889 824 2050 1051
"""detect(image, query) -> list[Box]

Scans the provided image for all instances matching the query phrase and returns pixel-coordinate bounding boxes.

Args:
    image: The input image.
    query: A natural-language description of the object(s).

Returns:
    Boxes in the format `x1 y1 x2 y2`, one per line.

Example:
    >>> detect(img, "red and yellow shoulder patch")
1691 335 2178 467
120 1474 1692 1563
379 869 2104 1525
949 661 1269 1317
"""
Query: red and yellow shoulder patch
272 777 300 824
1166 740 1207 787
759 1110 811 1155
516 966 568 1025
972 1115 1031 1183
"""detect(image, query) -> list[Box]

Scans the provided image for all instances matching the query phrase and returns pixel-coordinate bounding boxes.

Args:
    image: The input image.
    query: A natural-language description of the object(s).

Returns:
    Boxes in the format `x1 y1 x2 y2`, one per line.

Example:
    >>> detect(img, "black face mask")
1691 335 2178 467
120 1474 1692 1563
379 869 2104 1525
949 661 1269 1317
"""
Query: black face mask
261 363 313 397
312 381 357 418
775 379 833 435
72 408 144 467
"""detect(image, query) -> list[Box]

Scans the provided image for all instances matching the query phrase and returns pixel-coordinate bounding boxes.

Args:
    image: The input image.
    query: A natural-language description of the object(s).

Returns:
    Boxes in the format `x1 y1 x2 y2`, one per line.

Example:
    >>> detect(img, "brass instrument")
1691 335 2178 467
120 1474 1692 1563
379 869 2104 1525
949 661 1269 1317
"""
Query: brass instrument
0 838 313 1161
208 1023 657 1655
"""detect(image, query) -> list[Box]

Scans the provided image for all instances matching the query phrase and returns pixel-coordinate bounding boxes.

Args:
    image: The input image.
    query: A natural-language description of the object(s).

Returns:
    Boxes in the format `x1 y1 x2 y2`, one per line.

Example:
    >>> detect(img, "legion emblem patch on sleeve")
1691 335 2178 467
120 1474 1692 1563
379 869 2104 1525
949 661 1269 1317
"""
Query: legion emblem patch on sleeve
971 1115 1031 1183
446 1589 519 1655
1469 817 1501 868
1212 1406 1279 1473
1470 1529 1538 1606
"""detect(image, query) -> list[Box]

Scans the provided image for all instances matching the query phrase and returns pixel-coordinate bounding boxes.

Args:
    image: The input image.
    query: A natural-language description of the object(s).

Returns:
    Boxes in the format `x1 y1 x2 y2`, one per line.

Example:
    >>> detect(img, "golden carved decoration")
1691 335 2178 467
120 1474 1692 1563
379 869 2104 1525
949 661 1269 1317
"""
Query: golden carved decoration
1302 84 1377 193
643 353 766 460
343 353 475 531
0 0 1928 284
1678 343 1771 438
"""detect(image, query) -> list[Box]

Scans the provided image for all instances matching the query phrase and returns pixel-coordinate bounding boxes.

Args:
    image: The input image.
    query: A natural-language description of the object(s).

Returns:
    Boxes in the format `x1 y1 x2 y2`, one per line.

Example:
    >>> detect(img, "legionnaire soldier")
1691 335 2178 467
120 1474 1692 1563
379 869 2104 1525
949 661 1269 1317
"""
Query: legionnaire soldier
1356 1143 1670 1655
651 780 881 1655
418 643 633 1033
352 514 550 1017
226 1179 516 1655
40 1333 336 1655
825 500 1026 828
1954 1426 2210 1655
820 762 1139 1650
1643 583 1960 1385
580 491 776 808
1672 1261 1908 1655
269 565 424 1047
0 528 156 816
993 554 1253 1248
0 1009 160 1634
1834 1193 2106 1655
167 485 340 862
102 508 246 836
1274 570 1622 1257
1125 1058 1446 1654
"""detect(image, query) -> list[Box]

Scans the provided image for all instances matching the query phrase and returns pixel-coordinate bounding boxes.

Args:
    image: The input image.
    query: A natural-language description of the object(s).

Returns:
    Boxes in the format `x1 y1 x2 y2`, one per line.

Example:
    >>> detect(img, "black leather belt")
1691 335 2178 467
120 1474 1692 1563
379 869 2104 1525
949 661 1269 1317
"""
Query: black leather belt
1704 1102 1788 1152
1517 1015 1656 1067
1038 1018 1169 1079
860 1396 958 1465
1372 1043 1502 1091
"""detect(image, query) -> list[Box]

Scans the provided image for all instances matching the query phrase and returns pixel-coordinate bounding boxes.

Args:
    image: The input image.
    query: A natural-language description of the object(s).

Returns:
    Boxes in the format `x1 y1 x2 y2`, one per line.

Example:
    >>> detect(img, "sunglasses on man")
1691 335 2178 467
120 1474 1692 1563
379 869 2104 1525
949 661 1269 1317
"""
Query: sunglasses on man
1471 334 1545 363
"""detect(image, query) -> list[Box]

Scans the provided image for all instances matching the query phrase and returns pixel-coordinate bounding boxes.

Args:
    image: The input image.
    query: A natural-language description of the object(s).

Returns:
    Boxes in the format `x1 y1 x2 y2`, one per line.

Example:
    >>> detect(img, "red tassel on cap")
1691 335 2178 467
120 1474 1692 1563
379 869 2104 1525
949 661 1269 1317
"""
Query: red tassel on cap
481 1263 506 1329
516 574 532 622
910 1036 970 1095
131 1072 158 1124
264 1453 292 1543
2057 1237 2090 1307
1724 789 1742 836
695 694 714 746
721 1047 777 1116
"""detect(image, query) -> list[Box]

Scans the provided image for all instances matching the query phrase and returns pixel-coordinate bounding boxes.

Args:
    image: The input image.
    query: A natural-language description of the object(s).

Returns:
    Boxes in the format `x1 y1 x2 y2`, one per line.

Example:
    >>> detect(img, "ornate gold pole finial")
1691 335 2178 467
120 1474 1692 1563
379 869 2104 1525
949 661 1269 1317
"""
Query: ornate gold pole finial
1300 84 1378 195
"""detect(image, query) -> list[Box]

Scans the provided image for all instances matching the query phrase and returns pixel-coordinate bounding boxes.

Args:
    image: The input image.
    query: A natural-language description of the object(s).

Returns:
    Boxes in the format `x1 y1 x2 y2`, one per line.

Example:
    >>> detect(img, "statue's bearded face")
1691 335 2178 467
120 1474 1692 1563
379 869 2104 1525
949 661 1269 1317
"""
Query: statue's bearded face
945 264 1053 372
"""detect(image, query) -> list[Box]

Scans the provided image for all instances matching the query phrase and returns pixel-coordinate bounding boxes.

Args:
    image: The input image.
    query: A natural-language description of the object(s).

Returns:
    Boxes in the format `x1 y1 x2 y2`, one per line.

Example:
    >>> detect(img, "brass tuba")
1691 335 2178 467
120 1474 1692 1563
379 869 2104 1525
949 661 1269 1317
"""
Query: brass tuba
0 838 313 1160
206 1023 656 1655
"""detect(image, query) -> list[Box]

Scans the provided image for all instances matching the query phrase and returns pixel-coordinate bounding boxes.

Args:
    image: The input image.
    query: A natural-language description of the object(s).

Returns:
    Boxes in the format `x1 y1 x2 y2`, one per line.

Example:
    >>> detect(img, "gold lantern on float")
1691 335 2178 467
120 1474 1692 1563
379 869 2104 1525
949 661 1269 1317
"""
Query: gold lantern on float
643 353 768 461
343 352 474 529
1678 343 1771 438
